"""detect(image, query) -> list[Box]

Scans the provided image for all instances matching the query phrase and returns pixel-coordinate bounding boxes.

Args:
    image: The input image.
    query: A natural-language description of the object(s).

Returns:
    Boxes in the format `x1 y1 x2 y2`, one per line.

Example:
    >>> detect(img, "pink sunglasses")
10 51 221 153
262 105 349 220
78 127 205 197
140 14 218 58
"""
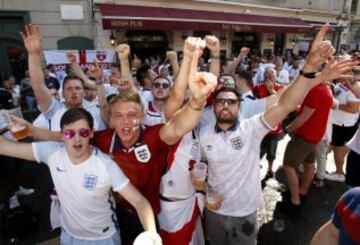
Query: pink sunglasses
63 128 91 140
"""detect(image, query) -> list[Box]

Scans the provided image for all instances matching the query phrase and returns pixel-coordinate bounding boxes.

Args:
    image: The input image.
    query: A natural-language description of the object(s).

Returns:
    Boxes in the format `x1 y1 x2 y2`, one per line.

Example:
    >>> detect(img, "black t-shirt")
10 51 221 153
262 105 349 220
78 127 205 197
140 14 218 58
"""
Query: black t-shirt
0 88 15 110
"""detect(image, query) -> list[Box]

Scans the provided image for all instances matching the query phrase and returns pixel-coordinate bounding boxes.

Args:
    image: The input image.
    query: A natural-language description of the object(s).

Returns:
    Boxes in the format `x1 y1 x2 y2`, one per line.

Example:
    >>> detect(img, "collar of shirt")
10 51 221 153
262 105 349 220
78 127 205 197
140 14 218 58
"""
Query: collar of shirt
214 119 240 133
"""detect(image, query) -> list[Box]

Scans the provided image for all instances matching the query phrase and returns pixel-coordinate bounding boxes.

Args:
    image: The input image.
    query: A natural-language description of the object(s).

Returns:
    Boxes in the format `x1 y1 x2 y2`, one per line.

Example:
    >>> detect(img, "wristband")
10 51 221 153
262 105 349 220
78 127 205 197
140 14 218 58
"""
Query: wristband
299 70 317 79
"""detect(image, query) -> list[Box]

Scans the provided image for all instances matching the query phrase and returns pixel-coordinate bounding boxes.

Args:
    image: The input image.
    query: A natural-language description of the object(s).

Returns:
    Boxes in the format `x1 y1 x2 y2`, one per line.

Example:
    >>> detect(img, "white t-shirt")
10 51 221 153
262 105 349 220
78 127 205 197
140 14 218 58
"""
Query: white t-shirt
331 84 360 127
33 113 50 130
42 99 107 131
143 101 165 126
347 127 360 154
199 114 274 217
32 142 129 240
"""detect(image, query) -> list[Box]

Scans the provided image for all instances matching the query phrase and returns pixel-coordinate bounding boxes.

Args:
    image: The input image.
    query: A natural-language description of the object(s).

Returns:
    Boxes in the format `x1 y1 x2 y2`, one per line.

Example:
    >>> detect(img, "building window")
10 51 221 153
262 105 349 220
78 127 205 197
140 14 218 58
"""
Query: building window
331 0 342 10
352 0 359 14
57 37 94 50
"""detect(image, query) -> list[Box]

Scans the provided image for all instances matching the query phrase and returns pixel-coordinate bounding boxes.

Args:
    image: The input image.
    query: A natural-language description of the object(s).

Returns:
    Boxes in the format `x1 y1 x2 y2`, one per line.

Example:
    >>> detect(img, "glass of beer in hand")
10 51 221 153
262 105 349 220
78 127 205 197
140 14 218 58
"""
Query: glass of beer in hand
192 162 207 191
206 185 222 211
7 108 30 140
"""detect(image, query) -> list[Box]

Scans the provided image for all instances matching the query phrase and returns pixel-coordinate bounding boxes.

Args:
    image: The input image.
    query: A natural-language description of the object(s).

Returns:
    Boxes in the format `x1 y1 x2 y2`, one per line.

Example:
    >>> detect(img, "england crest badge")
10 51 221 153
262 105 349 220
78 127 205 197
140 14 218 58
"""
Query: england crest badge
134 144 151 163
83 174 98 191
230 136 243 150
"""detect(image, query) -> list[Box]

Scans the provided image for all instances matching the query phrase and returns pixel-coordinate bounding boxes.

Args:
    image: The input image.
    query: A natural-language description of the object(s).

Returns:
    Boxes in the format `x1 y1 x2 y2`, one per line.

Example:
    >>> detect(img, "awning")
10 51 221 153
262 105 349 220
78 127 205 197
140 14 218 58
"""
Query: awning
99 4 313 33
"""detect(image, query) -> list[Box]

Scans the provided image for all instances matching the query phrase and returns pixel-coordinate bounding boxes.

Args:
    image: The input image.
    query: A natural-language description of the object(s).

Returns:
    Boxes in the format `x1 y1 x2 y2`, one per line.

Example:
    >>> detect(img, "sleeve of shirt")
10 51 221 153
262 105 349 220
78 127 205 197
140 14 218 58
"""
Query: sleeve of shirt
243 113 276 141
42 98 61 120
103 154 130 192
240 98 267 119
32 141 61 165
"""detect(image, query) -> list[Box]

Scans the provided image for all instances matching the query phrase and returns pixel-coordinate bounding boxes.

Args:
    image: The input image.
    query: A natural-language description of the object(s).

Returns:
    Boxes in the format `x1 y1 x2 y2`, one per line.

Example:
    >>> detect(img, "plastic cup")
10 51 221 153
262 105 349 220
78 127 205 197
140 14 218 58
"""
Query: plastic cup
192 162 207 191
6 108 30 140
206 186 222 211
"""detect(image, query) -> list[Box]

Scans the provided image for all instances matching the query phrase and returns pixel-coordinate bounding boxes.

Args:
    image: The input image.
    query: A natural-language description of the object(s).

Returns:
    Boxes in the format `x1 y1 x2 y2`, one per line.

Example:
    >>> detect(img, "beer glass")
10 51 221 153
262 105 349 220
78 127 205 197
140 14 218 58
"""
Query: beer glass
192 162 207 191
7 108 30 140
205 185 222 211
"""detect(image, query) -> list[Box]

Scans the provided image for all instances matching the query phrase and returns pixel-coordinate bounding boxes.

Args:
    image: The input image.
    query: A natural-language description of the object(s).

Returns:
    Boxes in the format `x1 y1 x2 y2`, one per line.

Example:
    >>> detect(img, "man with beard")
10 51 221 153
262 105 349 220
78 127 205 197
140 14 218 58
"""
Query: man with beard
199 24 355 245
144 76 171 126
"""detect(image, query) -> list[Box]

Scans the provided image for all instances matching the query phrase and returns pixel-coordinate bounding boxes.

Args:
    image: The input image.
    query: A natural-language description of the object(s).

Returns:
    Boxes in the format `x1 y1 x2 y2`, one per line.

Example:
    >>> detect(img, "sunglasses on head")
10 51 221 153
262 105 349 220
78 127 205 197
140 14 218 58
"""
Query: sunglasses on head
63 128 91 140
153 82 170 89
215 98 239 106
218 75 236 88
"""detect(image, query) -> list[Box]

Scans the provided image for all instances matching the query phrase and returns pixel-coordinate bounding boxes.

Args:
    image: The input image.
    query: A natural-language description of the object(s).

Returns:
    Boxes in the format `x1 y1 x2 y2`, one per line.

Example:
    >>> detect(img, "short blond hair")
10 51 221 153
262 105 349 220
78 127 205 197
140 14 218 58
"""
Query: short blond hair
108 89 143 113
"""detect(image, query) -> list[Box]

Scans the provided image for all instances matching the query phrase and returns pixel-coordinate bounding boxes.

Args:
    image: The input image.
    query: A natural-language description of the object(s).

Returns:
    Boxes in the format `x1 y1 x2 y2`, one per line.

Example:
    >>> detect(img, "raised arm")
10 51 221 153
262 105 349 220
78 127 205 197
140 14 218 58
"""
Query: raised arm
160 50 217 145
88 60 110 124
67 51 97 89
264 24 355 128
20 24 53 112
8 114 61 142
116 44 133 82
0 135 35 161
205 35 221 76
166 51 179 78
164 37 205 120
224 47 250 75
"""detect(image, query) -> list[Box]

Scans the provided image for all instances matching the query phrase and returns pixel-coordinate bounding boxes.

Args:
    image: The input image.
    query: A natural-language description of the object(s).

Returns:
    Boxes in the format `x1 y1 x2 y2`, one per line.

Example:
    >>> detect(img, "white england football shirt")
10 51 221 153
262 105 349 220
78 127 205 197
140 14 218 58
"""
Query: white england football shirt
32 142 129 240
199 114 274 216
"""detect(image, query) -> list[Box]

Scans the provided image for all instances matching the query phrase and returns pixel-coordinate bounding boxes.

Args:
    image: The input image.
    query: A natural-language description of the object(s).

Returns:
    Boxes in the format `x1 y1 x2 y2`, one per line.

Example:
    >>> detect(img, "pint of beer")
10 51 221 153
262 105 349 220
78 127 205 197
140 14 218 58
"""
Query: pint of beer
10 124 30 140
192 162 207 191
206 187 222 211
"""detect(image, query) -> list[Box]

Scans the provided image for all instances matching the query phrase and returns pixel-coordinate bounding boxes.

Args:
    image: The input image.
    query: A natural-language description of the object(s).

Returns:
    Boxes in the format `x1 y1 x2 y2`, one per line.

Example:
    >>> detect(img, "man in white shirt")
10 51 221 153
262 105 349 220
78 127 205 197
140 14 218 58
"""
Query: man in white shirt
288 57 301 82
200 24 353 245
275 57 290 85
21 25 106 132
0 108 161 244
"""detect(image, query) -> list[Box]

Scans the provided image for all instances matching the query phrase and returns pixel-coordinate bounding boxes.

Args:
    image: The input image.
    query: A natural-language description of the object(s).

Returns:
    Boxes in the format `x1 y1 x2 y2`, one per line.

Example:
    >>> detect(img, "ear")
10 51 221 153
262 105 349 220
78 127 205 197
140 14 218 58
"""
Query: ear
90 128 94 139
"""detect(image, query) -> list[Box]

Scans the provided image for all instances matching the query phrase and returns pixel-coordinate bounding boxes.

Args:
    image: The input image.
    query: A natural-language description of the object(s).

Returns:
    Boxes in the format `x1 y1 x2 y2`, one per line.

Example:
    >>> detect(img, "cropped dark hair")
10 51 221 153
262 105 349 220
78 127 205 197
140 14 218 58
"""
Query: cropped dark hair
235 69 252 87
213 86 241 101
62 74 85 88
60 108 94 130
136 64 152 86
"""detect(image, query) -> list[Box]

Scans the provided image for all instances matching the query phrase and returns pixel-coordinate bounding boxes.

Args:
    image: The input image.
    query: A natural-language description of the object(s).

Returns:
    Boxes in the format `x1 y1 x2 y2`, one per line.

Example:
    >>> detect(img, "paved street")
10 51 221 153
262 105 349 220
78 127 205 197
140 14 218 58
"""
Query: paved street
0 135 349 245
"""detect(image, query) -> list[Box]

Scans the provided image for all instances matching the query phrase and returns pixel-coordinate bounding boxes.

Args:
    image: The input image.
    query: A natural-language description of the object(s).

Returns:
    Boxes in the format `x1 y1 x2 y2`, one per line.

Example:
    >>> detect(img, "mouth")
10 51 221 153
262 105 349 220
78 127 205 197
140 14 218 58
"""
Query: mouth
122 127 132 135
73 143 83 151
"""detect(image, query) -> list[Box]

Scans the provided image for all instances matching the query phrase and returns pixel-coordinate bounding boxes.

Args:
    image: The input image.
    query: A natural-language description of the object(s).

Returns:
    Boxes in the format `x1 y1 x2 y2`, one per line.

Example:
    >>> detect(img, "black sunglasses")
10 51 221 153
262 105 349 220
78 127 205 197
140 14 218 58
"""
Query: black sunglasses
153 82 170 89
215 98 239 106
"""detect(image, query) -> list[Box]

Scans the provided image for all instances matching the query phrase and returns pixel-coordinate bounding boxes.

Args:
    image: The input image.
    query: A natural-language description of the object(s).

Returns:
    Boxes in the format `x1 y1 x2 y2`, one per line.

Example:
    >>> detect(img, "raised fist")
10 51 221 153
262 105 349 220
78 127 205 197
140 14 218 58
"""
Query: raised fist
205 35 220 53
116 44 130 59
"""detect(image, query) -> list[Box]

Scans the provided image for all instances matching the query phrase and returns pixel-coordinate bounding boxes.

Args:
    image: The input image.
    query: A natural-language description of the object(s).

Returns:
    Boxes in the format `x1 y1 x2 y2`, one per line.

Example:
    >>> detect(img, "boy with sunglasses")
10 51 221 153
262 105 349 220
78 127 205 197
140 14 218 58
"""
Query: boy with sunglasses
0 108 161 245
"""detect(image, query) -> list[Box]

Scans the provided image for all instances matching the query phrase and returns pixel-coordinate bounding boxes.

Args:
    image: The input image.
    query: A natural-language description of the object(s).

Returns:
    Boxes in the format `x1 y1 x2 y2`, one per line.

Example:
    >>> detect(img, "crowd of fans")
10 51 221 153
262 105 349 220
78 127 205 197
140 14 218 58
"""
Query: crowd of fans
0 23 359 245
